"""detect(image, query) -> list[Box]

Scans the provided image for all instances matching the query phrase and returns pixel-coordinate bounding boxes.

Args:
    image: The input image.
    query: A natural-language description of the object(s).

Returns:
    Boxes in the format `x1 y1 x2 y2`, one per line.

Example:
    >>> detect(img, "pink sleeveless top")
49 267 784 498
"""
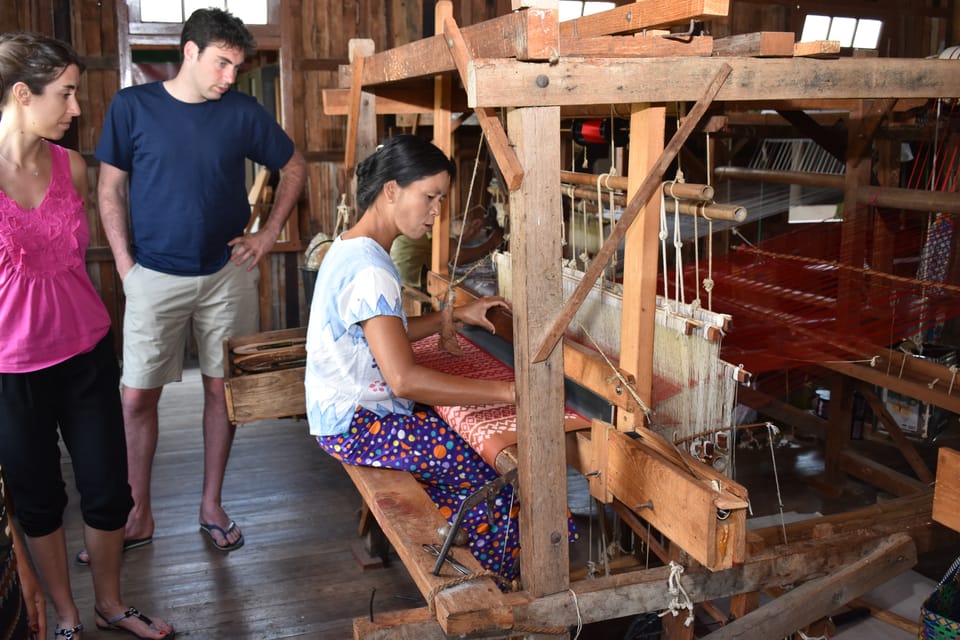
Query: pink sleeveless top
0 142 111 372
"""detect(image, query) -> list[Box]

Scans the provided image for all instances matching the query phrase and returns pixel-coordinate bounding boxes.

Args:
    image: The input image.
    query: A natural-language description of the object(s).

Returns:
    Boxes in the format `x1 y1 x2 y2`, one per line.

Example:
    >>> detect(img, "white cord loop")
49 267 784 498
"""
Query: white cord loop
658 561 695 627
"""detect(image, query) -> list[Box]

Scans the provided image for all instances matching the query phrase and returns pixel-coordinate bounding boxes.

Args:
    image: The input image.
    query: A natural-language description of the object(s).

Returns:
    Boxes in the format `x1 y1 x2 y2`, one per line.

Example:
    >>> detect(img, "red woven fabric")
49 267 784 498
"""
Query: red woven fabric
412 333 585 467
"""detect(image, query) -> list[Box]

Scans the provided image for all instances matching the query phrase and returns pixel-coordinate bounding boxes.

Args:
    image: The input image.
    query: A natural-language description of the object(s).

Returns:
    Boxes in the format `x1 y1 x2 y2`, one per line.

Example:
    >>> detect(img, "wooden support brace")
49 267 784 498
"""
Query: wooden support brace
847 98 899 168
344 39 375 170
856 384 935 484
442 16 524 191
533 62 731 362
700 533 917 639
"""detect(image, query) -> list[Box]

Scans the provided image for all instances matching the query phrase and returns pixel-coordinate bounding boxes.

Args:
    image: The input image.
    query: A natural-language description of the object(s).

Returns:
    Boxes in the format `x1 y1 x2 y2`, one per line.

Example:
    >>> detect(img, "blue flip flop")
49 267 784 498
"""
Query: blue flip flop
199 520 245 552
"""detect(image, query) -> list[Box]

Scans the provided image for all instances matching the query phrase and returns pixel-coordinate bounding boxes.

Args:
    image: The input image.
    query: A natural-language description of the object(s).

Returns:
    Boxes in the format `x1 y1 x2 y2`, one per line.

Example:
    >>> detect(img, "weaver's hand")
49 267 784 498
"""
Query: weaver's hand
455 296 510 333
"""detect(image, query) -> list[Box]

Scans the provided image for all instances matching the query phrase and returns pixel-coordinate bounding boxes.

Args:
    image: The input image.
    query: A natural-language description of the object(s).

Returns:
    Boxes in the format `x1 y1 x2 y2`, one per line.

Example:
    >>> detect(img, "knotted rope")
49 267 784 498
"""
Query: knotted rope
657 560 695 626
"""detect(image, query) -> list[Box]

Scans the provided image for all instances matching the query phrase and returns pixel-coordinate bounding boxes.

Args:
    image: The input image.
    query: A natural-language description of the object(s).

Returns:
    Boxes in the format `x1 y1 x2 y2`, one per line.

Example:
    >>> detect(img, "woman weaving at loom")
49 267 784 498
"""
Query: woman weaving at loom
304 134 574 582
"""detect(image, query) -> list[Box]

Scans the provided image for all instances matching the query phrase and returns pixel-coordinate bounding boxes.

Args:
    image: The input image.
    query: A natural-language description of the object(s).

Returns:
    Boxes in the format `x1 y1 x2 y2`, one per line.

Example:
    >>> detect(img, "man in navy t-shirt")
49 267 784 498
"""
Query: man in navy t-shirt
93 7 306 558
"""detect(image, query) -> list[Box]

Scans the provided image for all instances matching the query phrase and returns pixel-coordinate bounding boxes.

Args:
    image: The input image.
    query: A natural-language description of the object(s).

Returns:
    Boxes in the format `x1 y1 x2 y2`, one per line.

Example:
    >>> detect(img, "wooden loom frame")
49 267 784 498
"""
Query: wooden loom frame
317 2 960 638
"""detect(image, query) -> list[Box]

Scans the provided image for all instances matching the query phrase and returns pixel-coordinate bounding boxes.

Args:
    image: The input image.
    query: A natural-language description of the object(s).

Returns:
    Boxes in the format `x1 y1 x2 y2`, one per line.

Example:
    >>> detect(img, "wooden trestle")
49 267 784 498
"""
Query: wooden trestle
315 2 960 638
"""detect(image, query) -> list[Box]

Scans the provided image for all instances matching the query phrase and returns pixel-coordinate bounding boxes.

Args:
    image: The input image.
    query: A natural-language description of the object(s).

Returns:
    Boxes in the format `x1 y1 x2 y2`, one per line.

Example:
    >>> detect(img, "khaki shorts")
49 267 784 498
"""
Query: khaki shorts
120 262 260 388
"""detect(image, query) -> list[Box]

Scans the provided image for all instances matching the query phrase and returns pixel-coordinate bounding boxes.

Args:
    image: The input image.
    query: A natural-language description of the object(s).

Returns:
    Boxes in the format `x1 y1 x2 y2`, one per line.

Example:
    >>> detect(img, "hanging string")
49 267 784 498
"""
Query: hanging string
659 187 672 306
672 184 686 306
596 173 607 287
570 589 583 640
657 561 695 627
704 130 715 310
764 422 788 545
450 132 486 272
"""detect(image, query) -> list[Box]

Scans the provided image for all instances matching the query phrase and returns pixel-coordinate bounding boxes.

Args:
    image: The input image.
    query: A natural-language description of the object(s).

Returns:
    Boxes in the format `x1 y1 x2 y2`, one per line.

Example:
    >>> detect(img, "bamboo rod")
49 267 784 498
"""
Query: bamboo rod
714 165 845 189
560 169 628 190
857 185 960 213
661 181 715 201
560 170 715 201
664 199 745 222
562 187 743 221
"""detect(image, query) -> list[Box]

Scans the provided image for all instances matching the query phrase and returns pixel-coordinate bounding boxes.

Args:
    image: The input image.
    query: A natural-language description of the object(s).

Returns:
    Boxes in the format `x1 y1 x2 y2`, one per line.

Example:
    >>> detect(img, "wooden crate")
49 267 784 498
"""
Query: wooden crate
223 327 307 423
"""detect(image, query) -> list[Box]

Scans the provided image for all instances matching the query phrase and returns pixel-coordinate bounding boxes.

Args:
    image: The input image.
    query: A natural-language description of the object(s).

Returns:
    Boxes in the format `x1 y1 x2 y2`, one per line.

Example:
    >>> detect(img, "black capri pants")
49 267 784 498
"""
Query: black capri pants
0 332 133 537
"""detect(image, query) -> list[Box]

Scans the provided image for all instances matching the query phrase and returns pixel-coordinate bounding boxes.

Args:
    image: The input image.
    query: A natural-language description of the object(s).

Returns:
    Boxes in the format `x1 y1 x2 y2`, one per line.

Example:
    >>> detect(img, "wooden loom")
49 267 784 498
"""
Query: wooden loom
311 2 960 638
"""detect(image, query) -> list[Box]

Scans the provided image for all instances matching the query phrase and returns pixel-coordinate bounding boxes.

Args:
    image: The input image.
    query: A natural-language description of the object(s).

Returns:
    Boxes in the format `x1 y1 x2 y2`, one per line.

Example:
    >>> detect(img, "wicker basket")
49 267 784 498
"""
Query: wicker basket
920 557 960 639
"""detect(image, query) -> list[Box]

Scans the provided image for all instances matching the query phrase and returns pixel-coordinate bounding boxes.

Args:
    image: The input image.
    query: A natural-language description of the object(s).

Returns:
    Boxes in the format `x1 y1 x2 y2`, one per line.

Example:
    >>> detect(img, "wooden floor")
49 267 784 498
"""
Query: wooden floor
55 366 960 639
60 367 424 638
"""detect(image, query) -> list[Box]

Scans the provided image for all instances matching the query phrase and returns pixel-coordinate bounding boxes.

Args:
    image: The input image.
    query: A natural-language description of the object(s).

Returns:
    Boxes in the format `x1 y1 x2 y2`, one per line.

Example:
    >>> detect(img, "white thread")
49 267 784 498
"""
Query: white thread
570 589 583 639
658 561 695 626
765 422 788 545
795 630 828 640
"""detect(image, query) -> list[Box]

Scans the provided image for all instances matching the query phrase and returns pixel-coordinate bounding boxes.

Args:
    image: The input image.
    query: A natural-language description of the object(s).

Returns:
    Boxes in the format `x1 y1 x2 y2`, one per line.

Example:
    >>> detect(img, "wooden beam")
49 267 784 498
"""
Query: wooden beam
793 39 841 57
822 359 960 416
533 63 731 362
857 385 935 484
736 387 827 440
558 34 714 58
701 534 916 640
558 0 730 36
712 32 796 57
847 98 899 168
352 8 559 87
344 40 374 171
469 57 960 108
838 450 929 497
933 447 960 533
322 84 469 115
442 16 524 191
430 4 454 282
507 104 569 598
355 521 938 637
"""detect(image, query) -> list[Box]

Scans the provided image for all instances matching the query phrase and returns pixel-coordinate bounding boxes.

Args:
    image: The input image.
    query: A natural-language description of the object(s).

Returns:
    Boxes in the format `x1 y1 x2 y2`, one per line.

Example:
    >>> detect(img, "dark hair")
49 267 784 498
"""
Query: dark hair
355 134 457 213
180 8 256 59
0 33 84 106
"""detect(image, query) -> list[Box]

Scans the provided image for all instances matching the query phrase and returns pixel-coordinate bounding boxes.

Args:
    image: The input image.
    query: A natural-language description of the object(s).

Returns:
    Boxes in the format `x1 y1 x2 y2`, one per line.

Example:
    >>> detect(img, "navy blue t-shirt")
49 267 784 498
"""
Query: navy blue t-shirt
96 82 295 275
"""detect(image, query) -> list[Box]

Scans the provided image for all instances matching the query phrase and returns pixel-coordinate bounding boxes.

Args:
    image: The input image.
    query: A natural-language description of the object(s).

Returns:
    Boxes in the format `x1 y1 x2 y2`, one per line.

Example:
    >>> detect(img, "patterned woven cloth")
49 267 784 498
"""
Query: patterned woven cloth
412 333 587 467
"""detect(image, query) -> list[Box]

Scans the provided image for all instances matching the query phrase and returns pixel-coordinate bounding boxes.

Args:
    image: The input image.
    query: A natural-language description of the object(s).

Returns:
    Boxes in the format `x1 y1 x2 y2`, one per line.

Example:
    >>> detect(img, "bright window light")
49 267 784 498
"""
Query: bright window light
853 19 882 49
184 0 222 19
800 14 882 49
228 0 268 25
800 15 831 42
828 17 857 48
559 1 615 22
141 0 268 25
140 2 182 22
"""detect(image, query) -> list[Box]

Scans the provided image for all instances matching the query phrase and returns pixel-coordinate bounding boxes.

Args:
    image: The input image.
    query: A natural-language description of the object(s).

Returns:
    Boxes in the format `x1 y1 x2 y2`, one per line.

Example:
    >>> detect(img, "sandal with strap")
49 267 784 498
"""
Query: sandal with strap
95 607 174 640
54 623 83 639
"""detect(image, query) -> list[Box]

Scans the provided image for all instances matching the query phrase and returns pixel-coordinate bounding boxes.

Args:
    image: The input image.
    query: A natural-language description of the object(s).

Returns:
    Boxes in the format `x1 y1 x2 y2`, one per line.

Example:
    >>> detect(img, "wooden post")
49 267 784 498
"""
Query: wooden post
508 105 570 600
430 1 454 281
616 104 665 431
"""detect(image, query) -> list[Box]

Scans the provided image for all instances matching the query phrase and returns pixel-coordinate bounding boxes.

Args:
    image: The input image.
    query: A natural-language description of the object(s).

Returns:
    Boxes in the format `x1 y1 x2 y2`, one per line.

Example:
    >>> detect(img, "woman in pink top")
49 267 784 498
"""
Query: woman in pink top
0 33 173 640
